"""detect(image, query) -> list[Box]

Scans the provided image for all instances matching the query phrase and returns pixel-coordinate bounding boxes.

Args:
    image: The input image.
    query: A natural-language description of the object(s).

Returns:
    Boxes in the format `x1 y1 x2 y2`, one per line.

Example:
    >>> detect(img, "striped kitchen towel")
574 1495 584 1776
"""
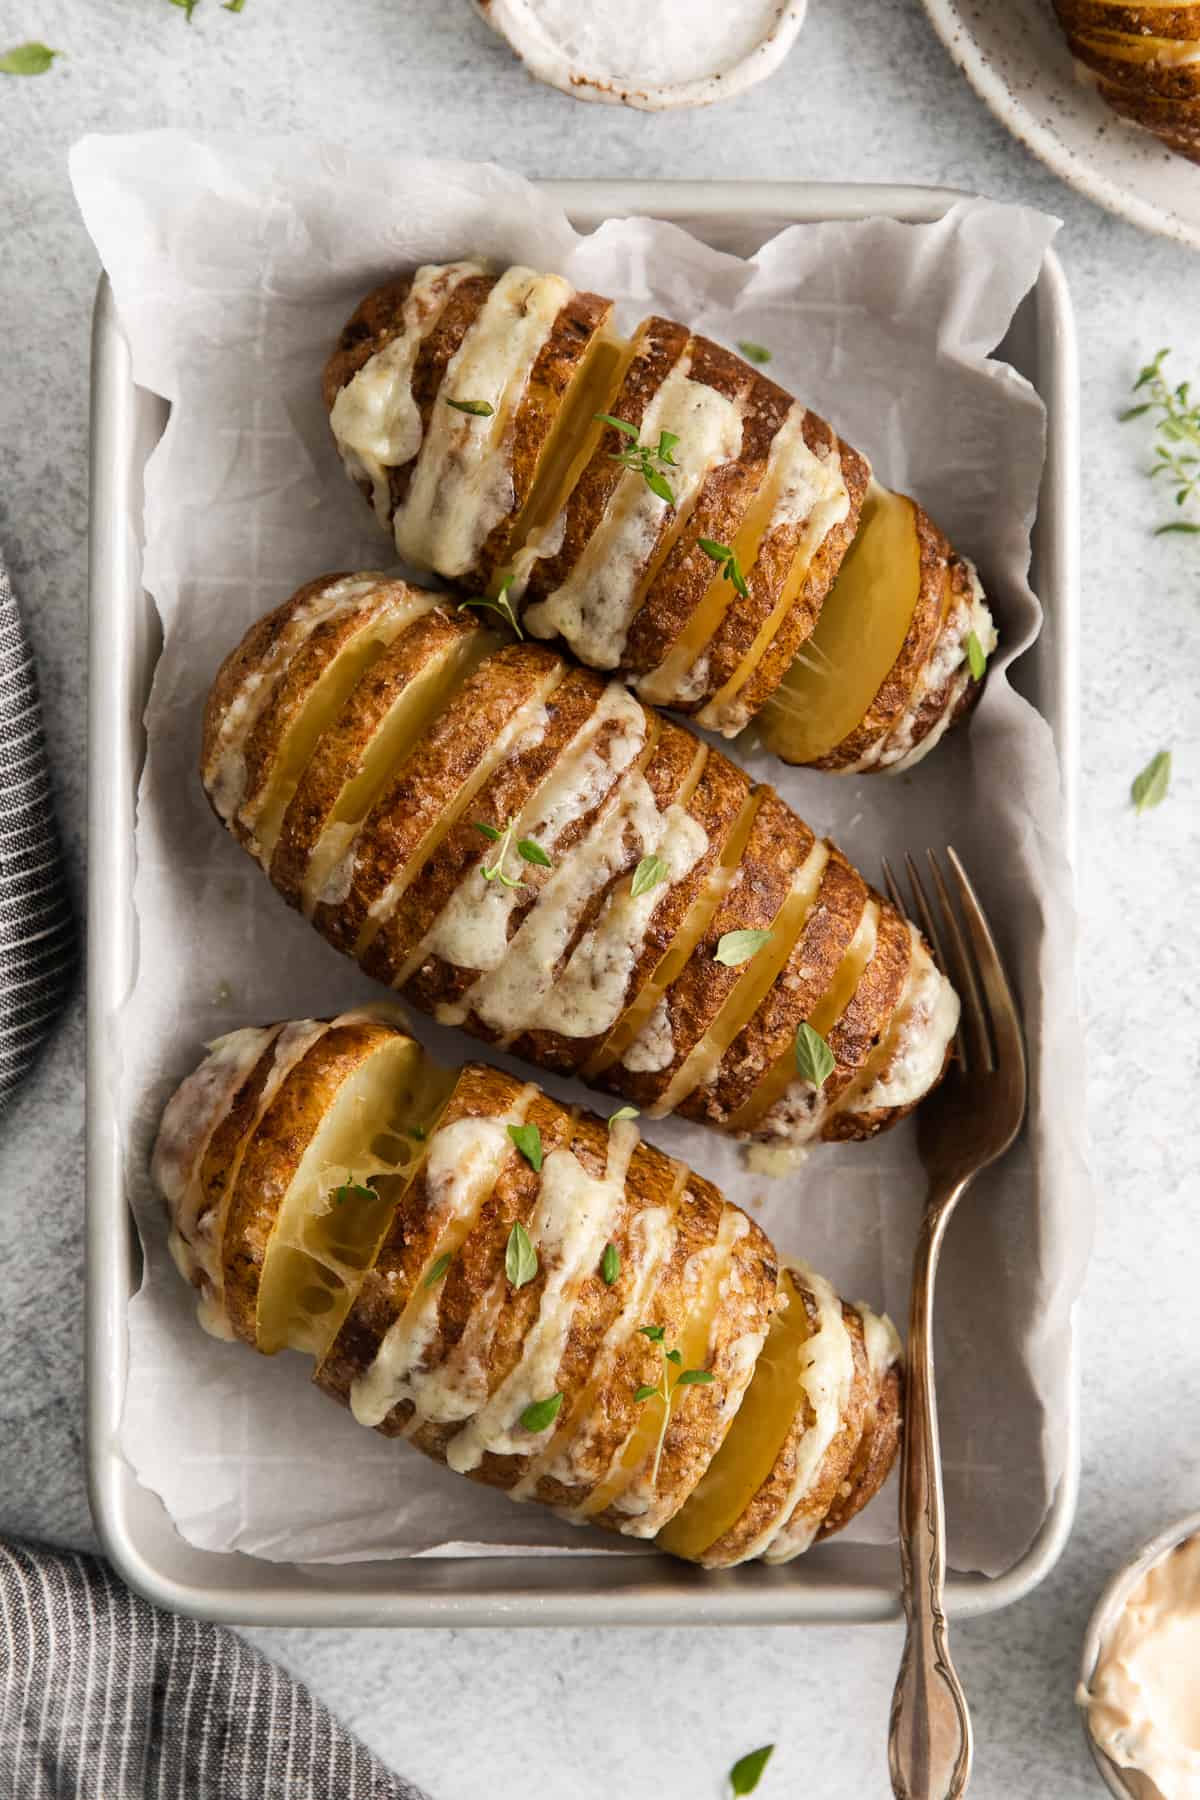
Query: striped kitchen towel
0 550 75 1110
0 1539 434 1799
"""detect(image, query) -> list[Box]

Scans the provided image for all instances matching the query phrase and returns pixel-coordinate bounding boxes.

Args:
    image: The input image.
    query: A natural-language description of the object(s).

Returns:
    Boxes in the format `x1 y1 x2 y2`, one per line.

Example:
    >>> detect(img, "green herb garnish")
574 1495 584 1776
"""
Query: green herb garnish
601 1242 620 1285
965 630 988 681
630 854 669 900
729 1744 775 1795
423 1252 453 1289
474 817 550 888
446 398 495 417
458 571 523 639
507 1123 544 1174
332 1180 377 1207
520 1392 564 1433
608 1106 639 1126
634 1324 715 1486
1 41 61 72
794 1022 836 1089
737 341 772 366
594 413 679 505
1131 749 1171 814
168 0 200 17
714 928 773 967
698 537 750 599
505 1218 539 1287
1122 349 1200 535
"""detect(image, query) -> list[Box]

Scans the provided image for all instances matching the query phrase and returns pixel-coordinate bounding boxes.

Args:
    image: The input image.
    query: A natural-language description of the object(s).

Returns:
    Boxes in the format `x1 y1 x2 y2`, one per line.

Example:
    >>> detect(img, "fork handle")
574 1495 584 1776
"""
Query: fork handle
888 1189 973 1800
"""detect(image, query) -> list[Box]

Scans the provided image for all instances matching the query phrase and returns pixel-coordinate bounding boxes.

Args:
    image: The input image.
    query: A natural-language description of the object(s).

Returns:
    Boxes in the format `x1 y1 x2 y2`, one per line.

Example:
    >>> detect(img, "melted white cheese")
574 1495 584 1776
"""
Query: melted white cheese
523 1195 675 1499
329 261 484 524
349 1098 535 1430
393 267 573 578
413 684 646 979
204 575 387 822
694 416 851 734
759 1262 857 1563
445 1121 637 1474
841 936 959 1116
621 993 676 1073
152 1027 277 1263
524 356 745 668
452 741 707 1041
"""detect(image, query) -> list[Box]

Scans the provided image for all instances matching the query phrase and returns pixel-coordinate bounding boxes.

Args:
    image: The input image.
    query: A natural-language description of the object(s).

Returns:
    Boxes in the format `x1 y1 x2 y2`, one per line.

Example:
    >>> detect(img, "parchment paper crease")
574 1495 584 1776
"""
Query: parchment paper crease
71 133 1091 1577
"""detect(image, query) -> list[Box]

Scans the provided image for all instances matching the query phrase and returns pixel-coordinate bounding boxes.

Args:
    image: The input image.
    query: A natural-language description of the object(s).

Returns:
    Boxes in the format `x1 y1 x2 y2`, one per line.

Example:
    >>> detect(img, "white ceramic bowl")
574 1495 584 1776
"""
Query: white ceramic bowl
474 0 808 110
920 0 1200 252
1080 1509 1200 1797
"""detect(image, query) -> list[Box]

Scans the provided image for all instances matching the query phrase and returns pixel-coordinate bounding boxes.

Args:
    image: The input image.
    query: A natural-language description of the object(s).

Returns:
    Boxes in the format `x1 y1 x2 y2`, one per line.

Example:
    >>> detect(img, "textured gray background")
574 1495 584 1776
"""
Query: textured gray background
2 1 1198 1795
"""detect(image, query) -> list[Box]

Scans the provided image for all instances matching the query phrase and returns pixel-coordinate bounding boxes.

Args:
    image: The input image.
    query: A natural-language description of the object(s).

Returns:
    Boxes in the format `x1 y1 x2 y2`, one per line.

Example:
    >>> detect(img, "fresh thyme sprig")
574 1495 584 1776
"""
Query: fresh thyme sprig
1121 349 1200 536
332 1179 377 1207
634 1324 715 1487
698 537 750 598
458 571 523 637
473 818 552 888
594 414 679 505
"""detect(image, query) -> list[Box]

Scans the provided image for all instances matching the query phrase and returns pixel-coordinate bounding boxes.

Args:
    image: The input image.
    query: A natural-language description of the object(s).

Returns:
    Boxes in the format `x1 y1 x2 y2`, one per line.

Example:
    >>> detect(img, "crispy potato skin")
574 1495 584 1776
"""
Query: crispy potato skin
160 1024 903 1560
325 271 984 751
219 1021 397 1346
1052 0 1200 159
204 578 955 1149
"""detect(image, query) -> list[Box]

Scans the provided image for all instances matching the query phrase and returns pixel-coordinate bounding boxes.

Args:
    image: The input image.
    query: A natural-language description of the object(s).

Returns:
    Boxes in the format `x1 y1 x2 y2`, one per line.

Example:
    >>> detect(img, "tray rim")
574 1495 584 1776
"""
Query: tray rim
86 176 1081 1628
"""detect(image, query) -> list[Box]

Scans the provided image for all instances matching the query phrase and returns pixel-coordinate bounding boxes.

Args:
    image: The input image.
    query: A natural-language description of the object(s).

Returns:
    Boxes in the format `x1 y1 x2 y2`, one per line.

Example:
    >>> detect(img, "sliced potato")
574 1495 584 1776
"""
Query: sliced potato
158 1021 902 1561
221 1021 418 1350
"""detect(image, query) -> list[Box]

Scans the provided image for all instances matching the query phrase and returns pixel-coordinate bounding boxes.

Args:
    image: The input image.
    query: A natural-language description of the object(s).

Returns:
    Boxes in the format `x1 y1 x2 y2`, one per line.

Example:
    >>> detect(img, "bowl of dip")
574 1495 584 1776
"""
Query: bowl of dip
1080 1511 1200 1800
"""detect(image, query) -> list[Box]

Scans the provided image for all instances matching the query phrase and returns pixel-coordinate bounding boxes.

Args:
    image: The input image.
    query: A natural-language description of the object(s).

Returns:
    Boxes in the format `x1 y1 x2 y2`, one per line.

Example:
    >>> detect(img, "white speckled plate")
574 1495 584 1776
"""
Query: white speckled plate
921 0 1200 250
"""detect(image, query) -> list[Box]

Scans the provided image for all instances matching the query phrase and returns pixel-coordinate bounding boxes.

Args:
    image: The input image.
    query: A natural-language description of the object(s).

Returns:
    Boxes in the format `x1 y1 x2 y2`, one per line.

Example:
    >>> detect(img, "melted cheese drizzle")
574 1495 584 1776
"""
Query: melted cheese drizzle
348 1094 536 1430
329 261 483 525
410 683 646 981
640 405 847 710
445 1119 638 1474
393 268 572 578
512 1188 678 1500
760 1263 856 1563
870 563 997 774
204 576 387 823
346 686 554 947
447 728 708 1041
697 420 851 735
524 357 745 669
835 932 959 1120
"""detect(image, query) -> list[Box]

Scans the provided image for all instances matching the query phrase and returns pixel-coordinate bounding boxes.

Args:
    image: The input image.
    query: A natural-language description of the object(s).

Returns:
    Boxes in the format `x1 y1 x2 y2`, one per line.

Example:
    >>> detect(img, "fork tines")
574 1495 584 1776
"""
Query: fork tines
881 848 1023 1081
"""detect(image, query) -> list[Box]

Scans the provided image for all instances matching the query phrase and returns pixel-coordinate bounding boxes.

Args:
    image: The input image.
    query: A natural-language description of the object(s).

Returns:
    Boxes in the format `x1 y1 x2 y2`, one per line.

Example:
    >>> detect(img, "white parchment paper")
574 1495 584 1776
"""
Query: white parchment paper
72 133 1091 1577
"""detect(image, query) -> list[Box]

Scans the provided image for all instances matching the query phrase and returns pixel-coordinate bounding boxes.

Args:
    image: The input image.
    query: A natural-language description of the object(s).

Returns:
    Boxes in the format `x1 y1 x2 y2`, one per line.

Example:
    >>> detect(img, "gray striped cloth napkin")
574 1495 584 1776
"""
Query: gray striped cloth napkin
0 1540 433 1799
0 550 75 1109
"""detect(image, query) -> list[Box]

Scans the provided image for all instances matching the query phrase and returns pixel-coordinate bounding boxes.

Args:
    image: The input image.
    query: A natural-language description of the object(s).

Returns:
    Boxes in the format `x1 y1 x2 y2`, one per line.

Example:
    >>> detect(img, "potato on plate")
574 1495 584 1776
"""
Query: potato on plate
1053 0 1200 161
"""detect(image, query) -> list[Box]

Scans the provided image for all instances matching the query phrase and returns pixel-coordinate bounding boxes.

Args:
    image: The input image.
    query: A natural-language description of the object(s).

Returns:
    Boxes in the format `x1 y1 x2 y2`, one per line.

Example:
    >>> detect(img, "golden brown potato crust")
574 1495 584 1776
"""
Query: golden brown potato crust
1053 0 1200 159
160 1023 903 1562
325 271 983 748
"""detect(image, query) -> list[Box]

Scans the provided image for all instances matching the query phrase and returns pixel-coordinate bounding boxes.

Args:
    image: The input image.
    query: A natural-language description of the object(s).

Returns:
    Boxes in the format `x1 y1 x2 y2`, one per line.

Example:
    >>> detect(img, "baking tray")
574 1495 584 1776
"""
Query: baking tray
86 179 1081 1627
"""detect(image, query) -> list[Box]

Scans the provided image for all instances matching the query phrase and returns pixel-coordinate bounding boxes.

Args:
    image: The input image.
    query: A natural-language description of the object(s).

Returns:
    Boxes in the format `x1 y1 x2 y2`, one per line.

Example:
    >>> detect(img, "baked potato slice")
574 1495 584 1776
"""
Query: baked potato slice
693 421 870 737
312 642 566 956
365 677 661 1003
1053 1 1200 157
1073 28 1200 97
229 581 431 866
270 605 495 915
219 1020 427 1351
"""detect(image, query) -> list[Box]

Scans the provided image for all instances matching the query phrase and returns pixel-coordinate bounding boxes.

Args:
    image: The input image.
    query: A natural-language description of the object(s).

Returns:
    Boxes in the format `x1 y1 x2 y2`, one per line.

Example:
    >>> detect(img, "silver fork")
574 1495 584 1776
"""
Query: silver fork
881 848 1028 1800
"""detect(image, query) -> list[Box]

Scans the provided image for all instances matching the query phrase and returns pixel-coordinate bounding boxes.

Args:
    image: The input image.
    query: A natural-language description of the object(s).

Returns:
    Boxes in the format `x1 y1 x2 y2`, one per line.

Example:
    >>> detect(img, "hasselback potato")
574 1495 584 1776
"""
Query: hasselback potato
154 1013 902 1566
324 262 997 768
1053 1 1200 161
202 576 960 1162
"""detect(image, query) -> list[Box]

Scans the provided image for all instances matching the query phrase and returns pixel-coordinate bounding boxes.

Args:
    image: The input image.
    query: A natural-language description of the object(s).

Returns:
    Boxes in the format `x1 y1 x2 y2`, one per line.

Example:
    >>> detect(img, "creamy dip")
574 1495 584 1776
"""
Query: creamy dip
1082 1534 1200 1800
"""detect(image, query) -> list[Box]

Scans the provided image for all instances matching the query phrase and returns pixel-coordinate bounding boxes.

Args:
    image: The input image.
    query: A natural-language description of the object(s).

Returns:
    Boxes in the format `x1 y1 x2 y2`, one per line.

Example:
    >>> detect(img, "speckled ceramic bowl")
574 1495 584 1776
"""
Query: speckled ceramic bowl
920 0 1200 251
1080 1510 1200 1797
474 0 808 110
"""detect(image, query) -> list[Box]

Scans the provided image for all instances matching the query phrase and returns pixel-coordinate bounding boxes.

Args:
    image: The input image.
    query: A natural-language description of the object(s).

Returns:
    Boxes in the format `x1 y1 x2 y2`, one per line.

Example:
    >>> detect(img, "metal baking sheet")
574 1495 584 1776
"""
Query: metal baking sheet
86 180 1080 1627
